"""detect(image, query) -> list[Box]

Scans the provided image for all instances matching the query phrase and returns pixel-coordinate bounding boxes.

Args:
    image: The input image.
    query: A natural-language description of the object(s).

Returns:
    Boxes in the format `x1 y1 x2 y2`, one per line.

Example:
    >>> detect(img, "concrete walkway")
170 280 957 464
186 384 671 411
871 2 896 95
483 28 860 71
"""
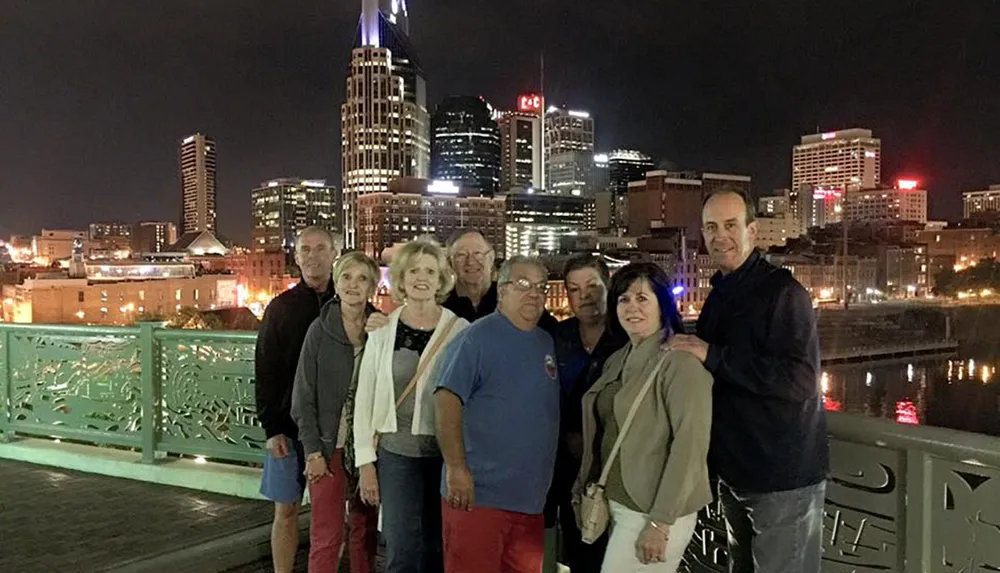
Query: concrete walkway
0 459 274 573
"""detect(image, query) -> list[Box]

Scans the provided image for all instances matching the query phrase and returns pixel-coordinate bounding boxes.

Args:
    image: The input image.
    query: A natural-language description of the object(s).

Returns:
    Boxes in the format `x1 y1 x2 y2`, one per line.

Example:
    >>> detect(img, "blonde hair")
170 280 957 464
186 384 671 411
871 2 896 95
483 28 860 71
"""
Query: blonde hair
389 238 455 303
333 251 380 288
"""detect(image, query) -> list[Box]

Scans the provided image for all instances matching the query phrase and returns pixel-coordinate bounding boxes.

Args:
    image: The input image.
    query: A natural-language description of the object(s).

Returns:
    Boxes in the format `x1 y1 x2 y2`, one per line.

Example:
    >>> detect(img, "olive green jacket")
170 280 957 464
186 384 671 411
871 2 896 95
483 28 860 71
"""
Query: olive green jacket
575 331 714 525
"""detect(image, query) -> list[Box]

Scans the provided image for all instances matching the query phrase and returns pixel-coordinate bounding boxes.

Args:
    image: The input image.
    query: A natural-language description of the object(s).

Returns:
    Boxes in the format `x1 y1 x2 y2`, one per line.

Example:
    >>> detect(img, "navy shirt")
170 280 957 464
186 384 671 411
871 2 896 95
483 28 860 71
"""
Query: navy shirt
697 250 828 493
435 312 560 514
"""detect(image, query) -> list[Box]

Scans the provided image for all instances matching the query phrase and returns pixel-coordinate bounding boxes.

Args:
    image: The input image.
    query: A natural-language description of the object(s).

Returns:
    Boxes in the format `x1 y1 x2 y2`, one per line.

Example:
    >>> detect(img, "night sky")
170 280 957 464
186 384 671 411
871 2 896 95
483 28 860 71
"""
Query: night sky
2 0 998 244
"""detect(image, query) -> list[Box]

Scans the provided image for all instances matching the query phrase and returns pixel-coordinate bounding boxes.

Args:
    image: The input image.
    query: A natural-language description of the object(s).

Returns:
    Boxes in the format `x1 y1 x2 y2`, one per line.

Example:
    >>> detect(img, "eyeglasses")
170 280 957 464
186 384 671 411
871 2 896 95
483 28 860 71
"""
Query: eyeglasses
452 250 492 264
503 278 550 295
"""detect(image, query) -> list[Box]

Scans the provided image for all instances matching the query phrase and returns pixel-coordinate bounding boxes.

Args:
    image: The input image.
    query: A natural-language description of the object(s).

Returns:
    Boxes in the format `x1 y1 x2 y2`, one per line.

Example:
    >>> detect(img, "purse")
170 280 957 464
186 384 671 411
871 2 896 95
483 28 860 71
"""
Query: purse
373 315 460 449
579 353 668 544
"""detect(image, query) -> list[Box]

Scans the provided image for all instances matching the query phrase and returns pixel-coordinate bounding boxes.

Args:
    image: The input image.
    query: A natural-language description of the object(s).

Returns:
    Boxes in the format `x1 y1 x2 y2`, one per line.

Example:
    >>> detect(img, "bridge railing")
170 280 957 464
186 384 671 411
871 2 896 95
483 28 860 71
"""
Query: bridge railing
685 411 1000 572
0 322 264 464
3 323 1000 571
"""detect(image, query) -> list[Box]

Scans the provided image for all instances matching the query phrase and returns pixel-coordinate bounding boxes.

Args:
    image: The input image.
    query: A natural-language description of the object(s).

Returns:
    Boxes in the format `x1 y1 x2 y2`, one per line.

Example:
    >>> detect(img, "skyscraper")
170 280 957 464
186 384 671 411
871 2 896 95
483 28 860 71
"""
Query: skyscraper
251 179 337 258
498 110 543 192
179 133 217 235
341 0 430 248
430 96 501 194
606 150 654 195
545 107 595 194
545 107 595 159
792 128 881 192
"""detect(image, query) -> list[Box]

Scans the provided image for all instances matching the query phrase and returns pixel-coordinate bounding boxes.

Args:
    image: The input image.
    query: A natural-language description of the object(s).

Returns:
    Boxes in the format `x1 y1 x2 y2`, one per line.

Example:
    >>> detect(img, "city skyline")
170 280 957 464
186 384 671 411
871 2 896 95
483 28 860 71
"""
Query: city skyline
1 1 998 243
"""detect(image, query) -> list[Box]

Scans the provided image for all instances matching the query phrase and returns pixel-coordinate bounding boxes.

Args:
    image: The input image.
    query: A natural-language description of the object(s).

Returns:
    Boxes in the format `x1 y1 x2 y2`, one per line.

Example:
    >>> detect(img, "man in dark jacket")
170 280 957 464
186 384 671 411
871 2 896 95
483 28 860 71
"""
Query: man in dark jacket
254 226 338 573
669 190 828 573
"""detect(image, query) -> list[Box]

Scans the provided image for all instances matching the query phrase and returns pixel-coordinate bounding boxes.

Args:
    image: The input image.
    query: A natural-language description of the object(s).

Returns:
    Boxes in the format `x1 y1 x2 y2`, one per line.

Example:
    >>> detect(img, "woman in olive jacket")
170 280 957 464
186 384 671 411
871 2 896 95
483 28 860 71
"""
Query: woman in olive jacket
575 262 714 572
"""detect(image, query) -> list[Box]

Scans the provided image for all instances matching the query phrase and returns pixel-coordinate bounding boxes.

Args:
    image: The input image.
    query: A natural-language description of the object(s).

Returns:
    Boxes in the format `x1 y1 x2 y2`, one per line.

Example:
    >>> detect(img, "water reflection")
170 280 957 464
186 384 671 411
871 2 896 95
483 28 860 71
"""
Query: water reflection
822 357 1000 436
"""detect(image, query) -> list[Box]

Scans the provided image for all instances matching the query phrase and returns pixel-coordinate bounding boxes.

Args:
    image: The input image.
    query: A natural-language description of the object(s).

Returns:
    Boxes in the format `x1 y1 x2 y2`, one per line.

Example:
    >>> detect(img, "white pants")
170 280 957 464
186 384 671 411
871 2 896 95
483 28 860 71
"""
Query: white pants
601 501 698 573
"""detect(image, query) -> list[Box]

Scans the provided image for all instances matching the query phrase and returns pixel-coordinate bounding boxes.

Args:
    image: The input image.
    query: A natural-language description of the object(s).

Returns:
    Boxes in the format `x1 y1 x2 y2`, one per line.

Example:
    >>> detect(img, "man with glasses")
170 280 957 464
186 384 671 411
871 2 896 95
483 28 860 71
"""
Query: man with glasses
444 229 558 329
434 255 560 573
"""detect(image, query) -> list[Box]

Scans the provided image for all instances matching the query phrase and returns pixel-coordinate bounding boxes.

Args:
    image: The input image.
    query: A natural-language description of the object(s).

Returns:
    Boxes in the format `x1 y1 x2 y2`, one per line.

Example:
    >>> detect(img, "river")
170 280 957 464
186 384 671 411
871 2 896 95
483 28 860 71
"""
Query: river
823 350 1000 436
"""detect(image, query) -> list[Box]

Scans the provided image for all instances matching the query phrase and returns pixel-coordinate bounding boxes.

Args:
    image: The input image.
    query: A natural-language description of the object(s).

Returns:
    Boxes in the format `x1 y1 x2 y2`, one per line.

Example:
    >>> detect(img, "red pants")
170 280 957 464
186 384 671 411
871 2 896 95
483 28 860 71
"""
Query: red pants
441 500 544 573
308 449 380 573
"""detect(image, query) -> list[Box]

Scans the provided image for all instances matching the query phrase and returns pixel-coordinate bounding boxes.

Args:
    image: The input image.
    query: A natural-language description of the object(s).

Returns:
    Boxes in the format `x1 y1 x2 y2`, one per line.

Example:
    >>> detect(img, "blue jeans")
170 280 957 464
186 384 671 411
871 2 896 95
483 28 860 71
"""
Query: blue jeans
719 480 826 573
378 449 443 573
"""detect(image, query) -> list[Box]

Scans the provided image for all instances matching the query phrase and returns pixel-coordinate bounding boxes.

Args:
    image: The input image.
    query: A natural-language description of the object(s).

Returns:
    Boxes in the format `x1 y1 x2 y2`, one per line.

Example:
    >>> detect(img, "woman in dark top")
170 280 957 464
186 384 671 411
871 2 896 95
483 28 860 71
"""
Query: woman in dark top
546 254 627 573
353 238 468 573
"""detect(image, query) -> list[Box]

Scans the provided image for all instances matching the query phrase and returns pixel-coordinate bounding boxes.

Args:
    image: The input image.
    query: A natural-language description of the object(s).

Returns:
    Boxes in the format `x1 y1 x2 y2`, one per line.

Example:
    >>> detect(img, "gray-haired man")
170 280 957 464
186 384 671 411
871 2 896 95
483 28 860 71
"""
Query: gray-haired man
434 256 561 572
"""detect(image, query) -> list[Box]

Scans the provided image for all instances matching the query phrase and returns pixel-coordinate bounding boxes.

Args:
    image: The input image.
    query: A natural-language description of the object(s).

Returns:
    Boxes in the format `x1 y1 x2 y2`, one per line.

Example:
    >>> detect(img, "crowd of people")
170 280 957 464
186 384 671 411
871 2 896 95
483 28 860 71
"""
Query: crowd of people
254 188 829 573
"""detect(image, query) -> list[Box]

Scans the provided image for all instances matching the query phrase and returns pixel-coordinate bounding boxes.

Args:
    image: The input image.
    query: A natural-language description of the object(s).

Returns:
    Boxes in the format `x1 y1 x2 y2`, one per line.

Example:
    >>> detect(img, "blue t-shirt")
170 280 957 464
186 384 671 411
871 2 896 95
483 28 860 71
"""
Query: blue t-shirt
434 312 560 515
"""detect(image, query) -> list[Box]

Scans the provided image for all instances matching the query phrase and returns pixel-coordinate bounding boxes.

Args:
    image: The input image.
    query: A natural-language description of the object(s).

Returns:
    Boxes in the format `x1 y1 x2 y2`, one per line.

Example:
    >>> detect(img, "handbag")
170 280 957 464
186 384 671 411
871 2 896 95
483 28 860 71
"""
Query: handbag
374 314 459 449
579 353 668 544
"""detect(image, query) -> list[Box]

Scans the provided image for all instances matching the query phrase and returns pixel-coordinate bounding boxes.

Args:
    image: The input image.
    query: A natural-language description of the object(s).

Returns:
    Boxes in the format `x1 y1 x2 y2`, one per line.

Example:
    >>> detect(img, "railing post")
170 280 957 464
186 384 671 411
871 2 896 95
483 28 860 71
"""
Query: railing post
139 322 160 463
903 448 932 572
0 329 12 443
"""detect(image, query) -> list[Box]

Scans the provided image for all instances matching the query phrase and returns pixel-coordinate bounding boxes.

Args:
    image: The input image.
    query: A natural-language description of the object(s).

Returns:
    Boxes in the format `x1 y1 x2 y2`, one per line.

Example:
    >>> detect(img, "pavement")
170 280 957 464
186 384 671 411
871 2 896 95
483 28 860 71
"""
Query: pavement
0 459 274 573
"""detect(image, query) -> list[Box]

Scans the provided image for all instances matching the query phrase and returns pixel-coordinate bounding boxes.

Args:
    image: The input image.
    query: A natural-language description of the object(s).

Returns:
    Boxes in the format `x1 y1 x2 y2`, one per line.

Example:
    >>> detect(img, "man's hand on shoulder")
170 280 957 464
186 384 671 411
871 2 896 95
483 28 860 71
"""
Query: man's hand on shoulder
365 312 389 333
665 334 709 364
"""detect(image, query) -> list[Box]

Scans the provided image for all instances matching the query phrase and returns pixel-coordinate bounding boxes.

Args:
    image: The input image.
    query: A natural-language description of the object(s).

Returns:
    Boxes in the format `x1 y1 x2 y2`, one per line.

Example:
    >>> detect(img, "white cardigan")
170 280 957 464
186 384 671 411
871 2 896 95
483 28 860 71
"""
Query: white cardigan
353 306 469 467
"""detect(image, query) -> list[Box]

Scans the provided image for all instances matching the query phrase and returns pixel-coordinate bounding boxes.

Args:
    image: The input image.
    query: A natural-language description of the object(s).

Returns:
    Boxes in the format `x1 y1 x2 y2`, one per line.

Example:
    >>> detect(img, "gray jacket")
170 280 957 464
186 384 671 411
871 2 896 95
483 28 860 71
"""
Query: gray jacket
290 300 361 461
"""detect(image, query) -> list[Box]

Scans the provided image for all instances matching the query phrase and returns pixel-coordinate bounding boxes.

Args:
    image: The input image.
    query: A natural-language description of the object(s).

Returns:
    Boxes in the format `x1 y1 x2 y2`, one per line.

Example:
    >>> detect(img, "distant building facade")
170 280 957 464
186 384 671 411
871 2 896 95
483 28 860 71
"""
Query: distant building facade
627 170 752 242
2 263 237 325
963 184 1000 219
132 221 178 254
504 191 596 257
251 178 337 258
430 96 500 194
355 178 506 259
844 183 928 225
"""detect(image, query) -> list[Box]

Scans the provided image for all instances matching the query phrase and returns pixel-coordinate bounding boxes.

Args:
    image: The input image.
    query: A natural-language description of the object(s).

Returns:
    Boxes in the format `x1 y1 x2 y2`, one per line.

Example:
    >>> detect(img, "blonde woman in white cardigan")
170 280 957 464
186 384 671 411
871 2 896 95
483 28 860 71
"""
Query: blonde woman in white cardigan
354 238 469 573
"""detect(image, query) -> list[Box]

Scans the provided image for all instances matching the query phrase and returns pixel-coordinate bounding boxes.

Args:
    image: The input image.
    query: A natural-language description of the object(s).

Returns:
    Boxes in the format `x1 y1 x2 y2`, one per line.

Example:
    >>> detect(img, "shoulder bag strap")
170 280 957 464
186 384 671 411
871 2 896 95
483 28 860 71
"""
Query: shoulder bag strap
394 314 460 408
596 352 669 487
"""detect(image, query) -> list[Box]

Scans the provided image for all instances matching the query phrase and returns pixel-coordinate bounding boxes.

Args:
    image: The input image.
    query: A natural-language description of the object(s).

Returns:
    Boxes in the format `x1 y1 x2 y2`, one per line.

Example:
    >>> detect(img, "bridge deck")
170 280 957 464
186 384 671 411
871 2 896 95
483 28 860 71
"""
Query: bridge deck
0 459 273 573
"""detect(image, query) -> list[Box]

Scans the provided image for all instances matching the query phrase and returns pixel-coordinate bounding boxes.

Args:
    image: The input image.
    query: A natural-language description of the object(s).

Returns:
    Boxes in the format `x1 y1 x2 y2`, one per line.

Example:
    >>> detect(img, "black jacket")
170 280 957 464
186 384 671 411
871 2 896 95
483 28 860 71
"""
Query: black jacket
696 250 829 493
254 280 335 440
443 281 559 331
545 318 627 524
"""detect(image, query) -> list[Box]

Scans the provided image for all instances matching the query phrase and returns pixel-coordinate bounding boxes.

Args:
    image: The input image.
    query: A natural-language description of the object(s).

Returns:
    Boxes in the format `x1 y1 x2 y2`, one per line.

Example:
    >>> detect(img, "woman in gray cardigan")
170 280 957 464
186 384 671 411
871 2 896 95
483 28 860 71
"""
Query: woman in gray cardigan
290 251 381 573
575 262 714 572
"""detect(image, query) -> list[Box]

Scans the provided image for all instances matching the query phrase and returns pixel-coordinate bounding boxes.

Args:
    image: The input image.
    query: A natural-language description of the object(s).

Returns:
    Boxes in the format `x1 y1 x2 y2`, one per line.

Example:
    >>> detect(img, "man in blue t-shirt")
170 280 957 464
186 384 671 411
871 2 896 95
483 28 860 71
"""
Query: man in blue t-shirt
434 255 560 573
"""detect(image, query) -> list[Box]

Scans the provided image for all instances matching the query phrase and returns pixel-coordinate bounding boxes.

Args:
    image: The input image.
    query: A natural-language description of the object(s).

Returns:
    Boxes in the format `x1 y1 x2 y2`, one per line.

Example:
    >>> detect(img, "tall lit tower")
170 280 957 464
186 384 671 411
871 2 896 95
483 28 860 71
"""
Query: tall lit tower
341 0 430 248
179 133 217 235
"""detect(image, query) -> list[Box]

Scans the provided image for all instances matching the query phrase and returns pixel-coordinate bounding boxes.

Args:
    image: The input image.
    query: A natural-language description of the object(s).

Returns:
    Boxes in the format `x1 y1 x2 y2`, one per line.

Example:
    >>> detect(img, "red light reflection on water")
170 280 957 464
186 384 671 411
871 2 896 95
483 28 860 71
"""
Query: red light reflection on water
823 396 842 412
895 400 919 425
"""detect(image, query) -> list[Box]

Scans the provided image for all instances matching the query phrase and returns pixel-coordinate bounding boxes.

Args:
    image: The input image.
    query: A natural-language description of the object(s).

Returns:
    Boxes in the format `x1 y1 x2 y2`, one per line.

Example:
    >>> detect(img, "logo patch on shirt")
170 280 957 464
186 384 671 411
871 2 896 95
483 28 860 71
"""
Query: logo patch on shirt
544 354 558 380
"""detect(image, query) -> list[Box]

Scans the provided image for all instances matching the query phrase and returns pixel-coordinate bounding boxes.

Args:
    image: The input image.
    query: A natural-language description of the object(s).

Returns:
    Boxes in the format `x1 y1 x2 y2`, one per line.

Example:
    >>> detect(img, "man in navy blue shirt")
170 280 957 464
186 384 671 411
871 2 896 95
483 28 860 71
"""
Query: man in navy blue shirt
435 255 560 573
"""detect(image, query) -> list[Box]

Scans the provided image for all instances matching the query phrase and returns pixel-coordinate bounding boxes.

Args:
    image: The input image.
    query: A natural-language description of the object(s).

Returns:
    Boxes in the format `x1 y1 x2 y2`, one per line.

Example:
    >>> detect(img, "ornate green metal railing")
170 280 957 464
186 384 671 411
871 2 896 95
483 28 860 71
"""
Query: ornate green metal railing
685 412 1000 572
2 323 1000 570
0 323 264 463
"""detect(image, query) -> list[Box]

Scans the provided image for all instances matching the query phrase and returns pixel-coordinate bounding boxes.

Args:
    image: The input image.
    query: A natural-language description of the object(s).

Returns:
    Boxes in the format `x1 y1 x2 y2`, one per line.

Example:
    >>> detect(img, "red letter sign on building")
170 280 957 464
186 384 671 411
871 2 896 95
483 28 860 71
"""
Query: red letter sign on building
518 93 542 114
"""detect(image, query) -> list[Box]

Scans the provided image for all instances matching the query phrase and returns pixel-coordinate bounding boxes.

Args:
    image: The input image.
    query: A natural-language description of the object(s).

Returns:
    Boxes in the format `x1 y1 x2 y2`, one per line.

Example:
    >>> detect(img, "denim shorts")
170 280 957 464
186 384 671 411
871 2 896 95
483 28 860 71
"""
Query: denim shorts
259 439 306 504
